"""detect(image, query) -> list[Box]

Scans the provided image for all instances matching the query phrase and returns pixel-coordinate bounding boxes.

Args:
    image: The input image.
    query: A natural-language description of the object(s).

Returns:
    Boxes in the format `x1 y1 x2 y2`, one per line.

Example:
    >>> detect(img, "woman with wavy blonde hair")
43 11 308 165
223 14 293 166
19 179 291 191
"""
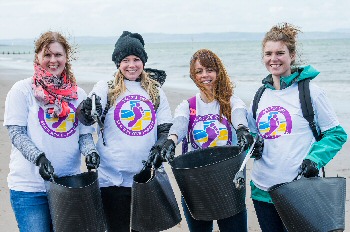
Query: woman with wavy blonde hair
160 48 256 232
76 31 172 231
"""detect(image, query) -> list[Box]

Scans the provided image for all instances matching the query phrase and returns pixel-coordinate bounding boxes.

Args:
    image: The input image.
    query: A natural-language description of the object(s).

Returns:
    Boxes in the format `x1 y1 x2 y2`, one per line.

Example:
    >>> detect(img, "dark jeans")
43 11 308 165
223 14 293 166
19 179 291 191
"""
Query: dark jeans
182 197 247 232
253 199 288 232
100 186 136 232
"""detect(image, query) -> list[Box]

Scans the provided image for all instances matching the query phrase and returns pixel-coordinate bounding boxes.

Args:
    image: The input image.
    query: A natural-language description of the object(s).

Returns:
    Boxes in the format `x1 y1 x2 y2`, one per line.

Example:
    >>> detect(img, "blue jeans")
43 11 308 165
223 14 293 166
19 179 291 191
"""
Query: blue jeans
253 199 288 232
10 190 53 232
182 197 247 232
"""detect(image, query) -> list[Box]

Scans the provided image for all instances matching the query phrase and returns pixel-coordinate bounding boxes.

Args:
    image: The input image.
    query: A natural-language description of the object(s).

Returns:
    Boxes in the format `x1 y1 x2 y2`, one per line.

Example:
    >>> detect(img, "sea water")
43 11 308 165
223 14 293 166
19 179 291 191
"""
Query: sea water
1 39 350 122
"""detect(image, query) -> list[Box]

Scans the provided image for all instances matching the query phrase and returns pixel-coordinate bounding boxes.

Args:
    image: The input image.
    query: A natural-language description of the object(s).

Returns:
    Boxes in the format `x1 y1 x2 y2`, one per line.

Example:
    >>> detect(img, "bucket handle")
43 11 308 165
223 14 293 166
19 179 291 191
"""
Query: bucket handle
139 163 156 183
49 173 56 183
294 163 326 181
146 167 155 183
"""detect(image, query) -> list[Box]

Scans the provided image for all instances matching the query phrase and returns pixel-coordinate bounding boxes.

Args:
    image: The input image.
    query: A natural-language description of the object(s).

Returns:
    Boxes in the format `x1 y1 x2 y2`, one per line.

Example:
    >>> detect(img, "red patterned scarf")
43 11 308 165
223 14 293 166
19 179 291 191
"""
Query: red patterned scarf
32 63 78 118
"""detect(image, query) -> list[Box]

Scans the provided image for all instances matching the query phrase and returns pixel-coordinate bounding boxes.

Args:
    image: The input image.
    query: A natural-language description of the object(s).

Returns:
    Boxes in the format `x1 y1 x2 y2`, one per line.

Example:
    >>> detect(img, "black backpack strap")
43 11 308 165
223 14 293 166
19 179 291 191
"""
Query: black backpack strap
298 79 322 142
298 79 325 176
252 85 266 120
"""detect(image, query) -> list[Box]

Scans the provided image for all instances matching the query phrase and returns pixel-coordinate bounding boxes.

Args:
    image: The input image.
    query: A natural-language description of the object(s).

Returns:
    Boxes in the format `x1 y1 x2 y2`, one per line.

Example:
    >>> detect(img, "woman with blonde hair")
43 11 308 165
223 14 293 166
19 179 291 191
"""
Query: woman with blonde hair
76 31 173 231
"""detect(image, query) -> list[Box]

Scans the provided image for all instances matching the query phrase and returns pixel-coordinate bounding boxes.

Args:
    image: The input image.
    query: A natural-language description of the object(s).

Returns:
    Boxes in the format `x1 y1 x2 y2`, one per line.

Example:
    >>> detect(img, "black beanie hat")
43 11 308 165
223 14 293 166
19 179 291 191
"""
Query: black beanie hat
112 31 148 68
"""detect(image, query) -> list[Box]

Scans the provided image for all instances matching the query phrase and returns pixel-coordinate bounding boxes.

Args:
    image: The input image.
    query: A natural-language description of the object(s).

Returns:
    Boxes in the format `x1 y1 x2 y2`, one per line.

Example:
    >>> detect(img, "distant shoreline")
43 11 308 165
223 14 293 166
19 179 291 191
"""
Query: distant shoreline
1 31 350 46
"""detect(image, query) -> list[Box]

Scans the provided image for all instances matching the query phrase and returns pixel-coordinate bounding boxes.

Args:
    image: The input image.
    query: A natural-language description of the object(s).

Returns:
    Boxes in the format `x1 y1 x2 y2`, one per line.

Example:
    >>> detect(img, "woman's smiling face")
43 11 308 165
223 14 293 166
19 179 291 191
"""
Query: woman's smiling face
36 42 67 77
263 41 295 78
193 60 217 92
119 55 144 81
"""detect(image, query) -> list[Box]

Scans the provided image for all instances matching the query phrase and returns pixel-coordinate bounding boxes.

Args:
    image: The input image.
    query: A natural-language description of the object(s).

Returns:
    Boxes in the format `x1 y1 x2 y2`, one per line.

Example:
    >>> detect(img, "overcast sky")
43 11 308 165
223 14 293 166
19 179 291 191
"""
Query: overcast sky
1 0 349 40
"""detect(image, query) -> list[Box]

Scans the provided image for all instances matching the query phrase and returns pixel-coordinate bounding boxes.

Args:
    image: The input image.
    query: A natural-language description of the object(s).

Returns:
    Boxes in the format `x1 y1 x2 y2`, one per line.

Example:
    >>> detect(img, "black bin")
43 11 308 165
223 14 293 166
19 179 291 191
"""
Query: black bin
170 146 246 221
131 167 181 232
46 171 107 232
269 177 346 232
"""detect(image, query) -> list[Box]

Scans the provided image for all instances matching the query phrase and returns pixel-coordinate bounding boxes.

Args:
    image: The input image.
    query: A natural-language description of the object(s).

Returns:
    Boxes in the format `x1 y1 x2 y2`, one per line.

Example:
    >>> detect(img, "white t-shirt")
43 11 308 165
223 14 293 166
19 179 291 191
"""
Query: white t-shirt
248 82 339 191
174 93 247 151
3 78 94 192
90 80 172 187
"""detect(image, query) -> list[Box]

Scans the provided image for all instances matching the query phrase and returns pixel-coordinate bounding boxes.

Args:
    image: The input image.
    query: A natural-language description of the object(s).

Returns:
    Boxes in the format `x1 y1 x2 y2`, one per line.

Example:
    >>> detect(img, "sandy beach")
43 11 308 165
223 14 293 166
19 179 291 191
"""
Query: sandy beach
0 68 349 231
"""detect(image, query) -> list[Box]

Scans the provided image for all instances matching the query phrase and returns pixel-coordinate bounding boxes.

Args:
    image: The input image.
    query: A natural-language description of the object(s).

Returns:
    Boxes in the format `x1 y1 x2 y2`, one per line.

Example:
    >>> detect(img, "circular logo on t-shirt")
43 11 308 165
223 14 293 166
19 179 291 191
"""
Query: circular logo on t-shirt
256 106 292 139
114 95 156 136
190 114 232 149
38 103 78 138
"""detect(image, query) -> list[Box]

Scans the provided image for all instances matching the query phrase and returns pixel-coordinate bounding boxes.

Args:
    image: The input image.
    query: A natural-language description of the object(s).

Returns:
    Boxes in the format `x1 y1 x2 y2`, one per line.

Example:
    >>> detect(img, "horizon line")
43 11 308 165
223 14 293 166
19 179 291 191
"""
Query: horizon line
1 30 350 41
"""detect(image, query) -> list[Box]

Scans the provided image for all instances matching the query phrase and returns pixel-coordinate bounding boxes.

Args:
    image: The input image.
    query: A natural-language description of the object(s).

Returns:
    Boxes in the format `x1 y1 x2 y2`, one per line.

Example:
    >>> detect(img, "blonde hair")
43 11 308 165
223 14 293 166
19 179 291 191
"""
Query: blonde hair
190 49 234 125
262 22 301 66
34 31 77 83
109 70 160 110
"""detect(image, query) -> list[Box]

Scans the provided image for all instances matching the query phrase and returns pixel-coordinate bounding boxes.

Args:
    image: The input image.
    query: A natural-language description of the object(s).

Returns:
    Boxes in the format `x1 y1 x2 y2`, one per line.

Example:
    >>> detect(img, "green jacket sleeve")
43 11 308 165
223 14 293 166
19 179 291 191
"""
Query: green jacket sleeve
306 125 347 169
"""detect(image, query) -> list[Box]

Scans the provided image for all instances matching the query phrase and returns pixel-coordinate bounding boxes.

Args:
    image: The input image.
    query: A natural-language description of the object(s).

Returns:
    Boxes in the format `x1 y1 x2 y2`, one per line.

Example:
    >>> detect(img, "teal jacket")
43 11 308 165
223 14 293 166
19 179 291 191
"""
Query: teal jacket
251 65 348 203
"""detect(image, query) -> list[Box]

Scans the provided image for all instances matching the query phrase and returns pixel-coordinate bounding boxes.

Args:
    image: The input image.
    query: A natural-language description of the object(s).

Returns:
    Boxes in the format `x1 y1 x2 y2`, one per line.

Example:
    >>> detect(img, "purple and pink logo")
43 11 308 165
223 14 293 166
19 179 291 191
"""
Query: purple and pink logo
256 106 292 139
190 114 232 149
114 95 156 136
38 103 78 138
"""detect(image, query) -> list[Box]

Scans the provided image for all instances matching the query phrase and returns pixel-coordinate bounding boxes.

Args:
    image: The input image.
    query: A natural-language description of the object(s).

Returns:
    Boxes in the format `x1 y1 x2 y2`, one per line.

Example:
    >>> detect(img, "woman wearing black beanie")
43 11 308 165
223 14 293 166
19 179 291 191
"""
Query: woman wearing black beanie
77 31 173 231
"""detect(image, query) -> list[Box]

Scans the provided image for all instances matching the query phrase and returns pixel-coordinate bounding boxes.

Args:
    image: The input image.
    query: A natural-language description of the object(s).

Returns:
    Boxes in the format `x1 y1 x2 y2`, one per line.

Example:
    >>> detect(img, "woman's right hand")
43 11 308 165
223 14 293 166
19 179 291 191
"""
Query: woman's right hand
36 154 54 181
236 125 254 150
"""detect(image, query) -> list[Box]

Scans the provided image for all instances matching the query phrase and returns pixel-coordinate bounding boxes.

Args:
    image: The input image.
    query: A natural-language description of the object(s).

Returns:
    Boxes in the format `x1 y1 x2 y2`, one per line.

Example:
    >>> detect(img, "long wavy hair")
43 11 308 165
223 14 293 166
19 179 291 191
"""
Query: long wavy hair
108 70 160 110
34 31 77 83
190 49 234 125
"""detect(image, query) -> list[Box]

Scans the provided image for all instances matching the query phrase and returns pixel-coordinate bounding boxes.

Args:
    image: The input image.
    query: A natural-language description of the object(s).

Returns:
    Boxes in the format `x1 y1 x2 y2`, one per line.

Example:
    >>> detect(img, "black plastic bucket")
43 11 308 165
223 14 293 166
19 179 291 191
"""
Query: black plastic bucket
170 146 246 221
131 167 181 232
268 177 346 232
46 171 107 232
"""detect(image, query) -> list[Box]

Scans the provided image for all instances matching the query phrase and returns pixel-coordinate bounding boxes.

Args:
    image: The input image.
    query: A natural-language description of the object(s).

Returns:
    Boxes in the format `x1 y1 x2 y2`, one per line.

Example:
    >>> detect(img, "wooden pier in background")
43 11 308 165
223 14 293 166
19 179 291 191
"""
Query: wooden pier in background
1 51 31 55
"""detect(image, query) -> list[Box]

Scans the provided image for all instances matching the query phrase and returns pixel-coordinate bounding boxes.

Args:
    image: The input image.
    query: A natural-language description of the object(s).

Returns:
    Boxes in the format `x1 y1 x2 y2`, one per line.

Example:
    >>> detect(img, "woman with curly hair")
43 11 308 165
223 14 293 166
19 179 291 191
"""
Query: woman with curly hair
76 31 173 231
3 31 99 232
247 23 347 232
160 48 255 232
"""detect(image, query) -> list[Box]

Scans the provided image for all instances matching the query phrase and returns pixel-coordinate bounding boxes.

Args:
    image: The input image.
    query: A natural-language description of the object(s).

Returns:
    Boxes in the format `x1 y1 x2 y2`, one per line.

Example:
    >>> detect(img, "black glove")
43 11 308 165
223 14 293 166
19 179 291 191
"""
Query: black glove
85 152 100 170
76 96 102 126
36 154 54 181
236 125 254 150
83 95 103 117
161 139 176 162
300 159 319 178
146 147 163 169
252 135 264 160
143 123 173 169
